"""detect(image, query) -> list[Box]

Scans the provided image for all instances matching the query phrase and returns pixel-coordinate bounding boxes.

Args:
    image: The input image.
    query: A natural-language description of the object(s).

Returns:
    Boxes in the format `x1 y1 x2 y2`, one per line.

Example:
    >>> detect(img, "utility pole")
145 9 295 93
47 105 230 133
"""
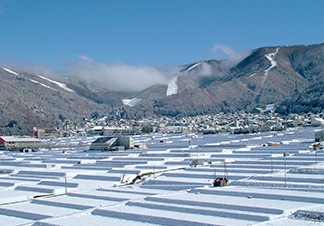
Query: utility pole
153 165 156 184
65 174 68 194
284 158 287 187
271 152 273 174
283 152 289 188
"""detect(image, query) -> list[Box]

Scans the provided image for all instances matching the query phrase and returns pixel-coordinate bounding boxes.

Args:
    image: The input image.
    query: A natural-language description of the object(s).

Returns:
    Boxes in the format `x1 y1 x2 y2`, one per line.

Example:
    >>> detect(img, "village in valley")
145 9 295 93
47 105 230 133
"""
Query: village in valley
23 105 324 139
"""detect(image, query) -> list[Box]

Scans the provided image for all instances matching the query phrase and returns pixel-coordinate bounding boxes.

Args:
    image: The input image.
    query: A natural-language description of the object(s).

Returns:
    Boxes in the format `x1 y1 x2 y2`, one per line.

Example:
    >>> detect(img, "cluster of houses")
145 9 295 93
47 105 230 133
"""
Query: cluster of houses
1 110 324 152
78 111 324 136
24 111 324 138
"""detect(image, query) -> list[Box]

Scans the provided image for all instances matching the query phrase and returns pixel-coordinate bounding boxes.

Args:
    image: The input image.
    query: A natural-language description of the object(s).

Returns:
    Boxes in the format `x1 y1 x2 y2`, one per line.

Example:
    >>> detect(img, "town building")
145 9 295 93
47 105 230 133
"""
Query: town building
89 126 125 135
0 136 41 151
311 118 324 127
89 136 134 151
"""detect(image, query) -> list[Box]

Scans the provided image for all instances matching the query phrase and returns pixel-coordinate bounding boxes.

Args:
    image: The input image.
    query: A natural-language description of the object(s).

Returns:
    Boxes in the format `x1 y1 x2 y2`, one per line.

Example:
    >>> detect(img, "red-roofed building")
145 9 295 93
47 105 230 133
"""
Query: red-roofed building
0 136 41 151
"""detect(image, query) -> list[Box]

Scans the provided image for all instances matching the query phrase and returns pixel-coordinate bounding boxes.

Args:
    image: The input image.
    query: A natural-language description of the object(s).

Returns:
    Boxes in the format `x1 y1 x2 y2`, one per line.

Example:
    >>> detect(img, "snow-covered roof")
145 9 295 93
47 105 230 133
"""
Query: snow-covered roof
90 126 125 131
0 136 41 142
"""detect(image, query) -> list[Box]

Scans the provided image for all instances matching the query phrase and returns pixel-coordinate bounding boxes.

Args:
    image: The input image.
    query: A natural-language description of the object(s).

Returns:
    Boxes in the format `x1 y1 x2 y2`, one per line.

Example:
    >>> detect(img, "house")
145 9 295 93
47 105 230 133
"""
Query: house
203 128 216 134
89 126 125 135
311 118 324 127
0 136 41 151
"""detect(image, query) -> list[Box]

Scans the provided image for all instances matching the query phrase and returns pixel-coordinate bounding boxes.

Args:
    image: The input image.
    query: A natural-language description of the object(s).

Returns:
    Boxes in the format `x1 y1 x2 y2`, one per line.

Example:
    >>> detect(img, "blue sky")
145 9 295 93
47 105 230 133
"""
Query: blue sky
0 0 323 80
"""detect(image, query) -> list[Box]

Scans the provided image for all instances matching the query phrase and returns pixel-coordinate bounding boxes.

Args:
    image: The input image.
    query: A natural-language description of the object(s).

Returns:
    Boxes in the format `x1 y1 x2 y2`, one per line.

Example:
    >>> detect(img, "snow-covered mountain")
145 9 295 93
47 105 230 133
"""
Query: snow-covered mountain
0 43 323 135
0 68 111 135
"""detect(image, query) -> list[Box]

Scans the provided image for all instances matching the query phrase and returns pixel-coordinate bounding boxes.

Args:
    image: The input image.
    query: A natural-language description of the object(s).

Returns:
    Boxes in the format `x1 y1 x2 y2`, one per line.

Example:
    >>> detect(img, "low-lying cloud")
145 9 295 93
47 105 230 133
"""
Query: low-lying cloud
64 56 169 92
0 59 63 79
0 56 171 92
211 43 251 69
0 44 250 92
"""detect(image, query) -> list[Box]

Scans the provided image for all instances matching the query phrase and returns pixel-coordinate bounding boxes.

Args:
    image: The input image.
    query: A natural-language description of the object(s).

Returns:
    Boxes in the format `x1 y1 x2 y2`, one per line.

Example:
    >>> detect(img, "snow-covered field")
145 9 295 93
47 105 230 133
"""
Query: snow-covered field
0 127 323 225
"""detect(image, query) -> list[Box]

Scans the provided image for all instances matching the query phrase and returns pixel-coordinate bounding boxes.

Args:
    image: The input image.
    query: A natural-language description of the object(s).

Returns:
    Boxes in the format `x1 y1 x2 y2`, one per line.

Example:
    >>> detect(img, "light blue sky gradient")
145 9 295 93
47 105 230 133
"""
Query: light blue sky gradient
0 0 323 71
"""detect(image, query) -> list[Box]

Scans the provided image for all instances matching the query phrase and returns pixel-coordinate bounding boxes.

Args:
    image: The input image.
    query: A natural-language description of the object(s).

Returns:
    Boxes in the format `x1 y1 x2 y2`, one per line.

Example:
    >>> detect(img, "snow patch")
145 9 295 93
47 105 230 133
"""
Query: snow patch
122 98 142 106
2 67 18 75
37 75 76 93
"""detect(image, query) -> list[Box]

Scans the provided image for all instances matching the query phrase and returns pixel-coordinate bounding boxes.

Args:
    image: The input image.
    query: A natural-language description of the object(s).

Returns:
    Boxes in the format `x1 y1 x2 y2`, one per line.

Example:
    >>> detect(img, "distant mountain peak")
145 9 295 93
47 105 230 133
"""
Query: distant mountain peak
0 43 323 134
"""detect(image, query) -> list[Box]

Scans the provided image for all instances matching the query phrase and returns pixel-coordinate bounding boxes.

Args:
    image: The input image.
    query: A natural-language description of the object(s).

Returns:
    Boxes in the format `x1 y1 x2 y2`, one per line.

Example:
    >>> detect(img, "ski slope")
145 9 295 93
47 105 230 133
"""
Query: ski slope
2 67 19 75
29 79 58 92
122 98 142 106
37 75 76 93
262 47 280 87
166 76 179 96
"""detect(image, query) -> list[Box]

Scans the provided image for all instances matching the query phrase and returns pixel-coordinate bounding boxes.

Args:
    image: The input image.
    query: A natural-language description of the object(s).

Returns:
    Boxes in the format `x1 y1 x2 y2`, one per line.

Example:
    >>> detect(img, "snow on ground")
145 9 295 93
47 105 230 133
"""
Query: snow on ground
37 75 77 93
0 127 323 225
122 97 142 106
2 67 19 75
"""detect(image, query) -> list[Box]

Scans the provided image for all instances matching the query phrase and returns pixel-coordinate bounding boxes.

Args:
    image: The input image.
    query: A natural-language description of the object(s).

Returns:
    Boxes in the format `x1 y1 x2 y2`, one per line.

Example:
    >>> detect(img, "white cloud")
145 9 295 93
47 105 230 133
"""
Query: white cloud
64 58 169 92
0 59 63 79
1 46 250 93
200 62 213 76
0 55 172 92
77 55 93 63
211 43 250 68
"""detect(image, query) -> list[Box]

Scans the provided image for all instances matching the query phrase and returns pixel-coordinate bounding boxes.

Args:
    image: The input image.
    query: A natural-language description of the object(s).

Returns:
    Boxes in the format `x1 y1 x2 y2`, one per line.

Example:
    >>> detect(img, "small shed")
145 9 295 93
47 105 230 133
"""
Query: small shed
212 177 228 187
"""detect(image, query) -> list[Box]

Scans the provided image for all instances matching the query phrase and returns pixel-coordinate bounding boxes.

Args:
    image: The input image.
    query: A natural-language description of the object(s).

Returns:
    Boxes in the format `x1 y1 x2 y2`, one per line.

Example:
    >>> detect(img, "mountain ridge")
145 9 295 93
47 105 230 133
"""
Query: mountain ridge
0 43 323 135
